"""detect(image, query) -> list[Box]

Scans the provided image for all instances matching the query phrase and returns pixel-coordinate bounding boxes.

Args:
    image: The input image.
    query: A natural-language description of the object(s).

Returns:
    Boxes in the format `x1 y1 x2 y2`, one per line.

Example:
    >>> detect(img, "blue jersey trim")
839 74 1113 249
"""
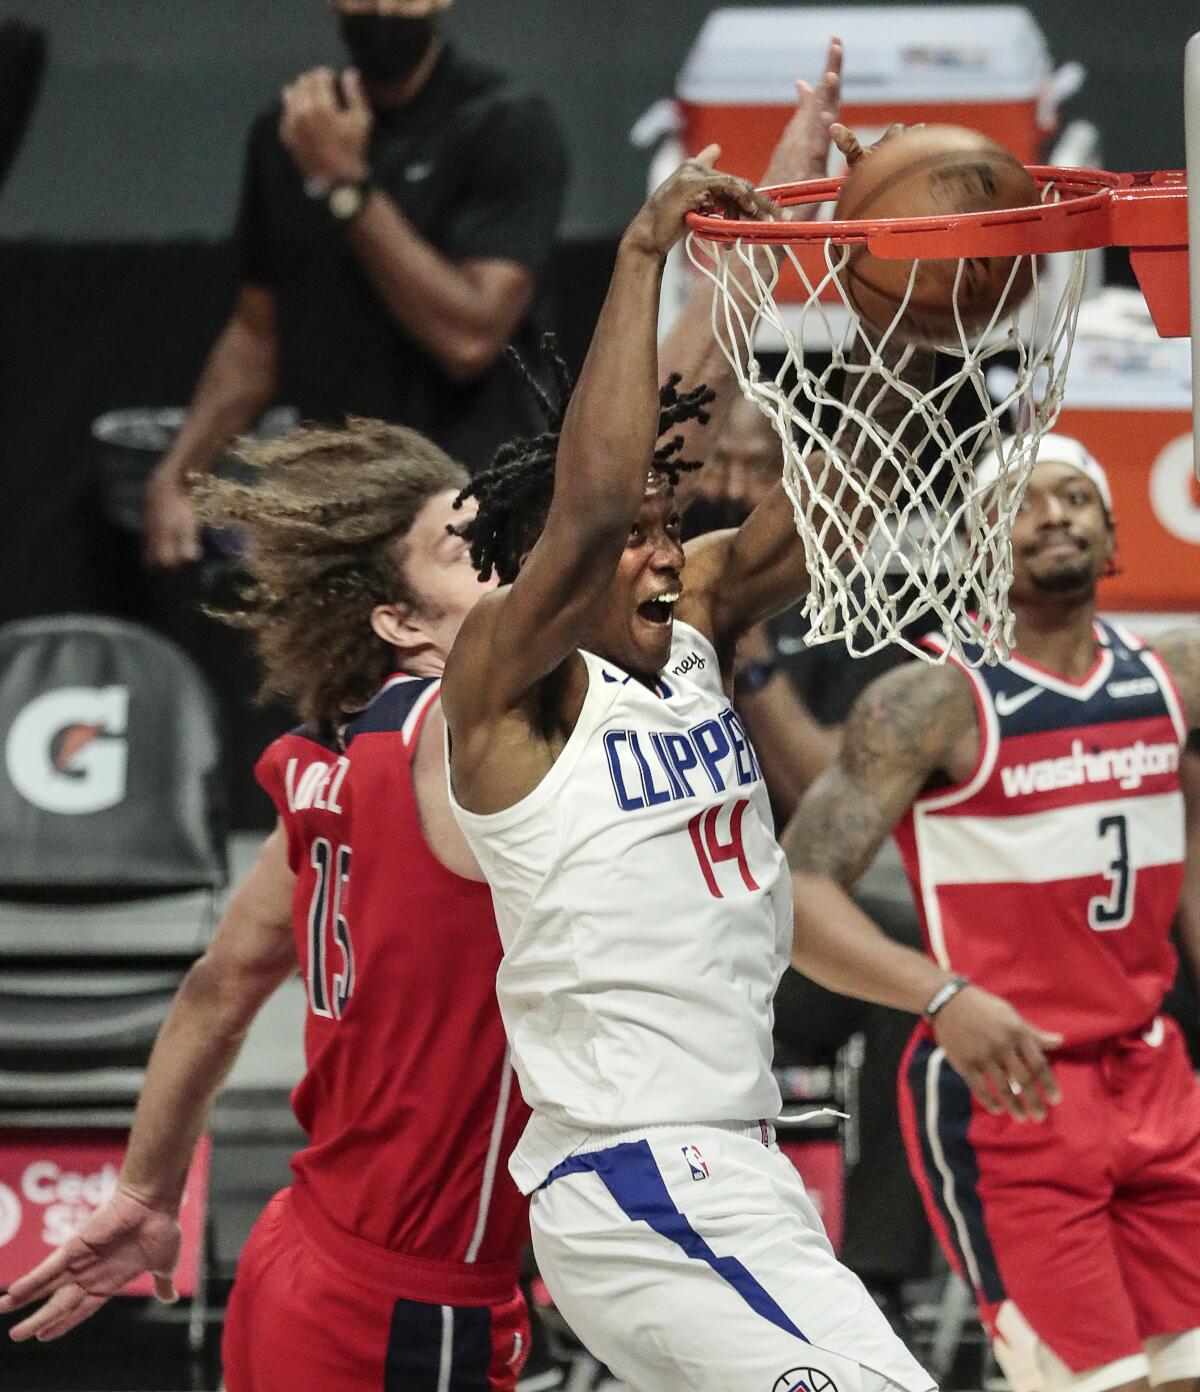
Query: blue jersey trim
343 677 438 743
905 1038 1005 1305
540 1139 809 1343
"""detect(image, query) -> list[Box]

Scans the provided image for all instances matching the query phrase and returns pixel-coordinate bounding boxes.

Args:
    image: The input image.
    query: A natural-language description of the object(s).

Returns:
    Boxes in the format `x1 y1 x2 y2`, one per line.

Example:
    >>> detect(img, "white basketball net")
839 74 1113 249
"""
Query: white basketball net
687 190 1088 666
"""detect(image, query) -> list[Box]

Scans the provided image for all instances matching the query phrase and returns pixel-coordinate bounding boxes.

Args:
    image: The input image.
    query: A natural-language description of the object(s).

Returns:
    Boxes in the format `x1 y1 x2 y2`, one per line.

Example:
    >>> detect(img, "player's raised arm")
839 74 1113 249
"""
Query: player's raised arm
441 152 772 725
782 662 1063 1122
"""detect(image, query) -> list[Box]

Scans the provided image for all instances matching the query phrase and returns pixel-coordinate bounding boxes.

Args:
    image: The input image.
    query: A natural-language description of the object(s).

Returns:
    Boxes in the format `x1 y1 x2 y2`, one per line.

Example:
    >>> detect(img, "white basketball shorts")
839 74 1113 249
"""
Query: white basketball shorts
530 1120 936 1392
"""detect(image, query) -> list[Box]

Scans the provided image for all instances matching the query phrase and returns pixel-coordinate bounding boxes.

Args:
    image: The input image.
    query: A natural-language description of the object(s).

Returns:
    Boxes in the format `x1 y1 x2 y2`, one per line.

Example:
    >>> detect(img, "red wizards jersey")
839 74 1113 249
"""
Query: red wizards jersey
894 620 1187 1048
254 675 529 1287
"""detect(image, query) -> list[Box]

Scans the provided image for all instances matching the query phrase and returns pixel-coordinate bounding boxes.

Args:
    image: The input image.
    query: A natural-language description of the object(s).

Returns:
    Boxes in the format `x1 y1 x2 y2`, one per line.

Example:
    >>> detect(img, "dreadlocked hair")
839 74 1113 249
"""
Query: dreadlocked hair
195 419 468 734
453 333 716 585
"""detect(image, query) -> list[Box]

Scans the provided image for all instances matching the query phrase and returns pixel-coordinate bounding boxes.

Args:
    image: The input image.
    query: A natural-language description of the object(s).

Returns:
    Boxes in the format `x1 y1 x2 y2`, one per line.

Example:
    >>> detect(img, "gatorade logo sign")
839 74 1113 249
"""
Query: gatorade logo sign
1149 434 1200 544
5 686 130 815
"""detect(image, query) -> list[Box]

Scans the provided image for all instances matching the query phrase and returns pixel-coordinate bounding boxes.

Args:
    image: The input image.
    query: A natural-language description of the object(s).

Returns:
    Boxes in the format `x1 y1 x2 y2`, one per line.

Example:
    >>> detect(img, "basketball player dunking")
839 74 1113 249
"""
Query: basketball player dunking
441 151 936 1391
782 435 1200 1392
0 59 849 1389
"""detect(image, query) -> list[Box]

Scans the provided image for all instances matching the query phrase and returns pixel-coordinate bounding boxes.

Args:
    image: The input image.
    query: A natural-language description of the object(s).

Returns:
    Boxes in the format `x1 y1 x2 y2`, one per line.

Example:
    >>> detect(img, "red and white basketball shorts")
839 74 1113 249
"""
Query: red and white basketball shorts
900 1015 1200 1373
222 1188 529 1392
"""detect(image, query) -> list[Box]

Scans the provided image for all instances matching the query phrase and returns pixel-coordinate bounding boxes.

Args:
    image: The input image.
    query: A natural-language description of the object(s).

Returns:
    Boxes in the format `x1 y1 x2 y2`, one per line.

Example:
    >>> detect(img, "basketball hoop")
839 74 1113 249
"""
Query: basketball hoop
686 168 1188 665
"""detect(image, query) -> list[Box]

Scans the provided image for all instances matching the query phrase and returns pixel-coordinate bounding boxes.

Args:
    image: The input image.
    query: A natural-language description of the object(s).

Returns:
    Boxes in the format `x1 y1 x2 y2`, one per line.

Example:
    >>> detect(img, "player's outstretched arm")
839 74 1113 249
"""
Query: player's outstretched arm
0 827 297 1342
443 153 772 727
782 663 1063 1122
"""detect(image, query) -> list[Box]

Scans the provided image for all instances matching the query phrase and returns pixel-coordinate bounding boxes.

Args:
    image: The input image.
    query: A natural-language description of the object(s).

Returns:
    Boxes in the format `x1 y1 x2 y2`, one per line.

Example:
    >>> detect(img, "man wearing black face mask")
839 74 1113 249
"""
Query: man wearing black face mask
144 0 567 570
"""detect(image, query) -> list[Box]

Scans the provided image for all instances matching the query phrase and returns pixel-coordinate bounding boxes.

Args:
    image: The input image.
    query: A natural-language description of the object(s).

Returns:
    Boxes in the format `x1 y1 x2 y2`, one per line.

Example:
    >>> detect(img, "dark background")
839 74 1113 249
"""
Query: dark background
1 0 1195 629
1 0 1195 241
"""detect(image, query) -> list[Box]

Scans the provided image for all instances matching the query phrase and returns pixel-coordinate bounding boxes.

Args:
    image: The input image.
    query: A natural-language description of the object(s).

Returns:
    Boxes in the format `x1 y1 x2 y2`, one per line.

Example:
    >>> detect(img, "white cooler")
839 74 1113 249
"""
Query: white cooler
673 5 1071 182
643 5 1086 341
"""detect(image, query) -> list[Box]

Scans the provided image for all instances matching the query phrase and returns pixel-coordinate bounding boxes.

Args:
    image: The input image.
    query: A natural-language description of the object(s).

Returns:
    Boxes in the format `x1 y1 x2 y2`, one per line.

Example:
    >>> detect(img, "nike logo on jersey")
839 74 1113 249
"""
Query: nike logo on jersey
993 687 1043 717
1142 1017 1165 1047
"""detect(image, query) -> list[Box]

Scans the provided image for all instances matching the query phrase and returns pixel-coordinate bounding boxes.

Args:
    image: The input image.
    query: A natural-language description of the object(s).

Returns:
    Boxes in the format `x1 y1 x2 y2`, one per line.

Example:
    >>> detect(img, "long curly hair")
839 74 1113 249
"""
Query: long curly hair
454 335 715 584
195 419 467 730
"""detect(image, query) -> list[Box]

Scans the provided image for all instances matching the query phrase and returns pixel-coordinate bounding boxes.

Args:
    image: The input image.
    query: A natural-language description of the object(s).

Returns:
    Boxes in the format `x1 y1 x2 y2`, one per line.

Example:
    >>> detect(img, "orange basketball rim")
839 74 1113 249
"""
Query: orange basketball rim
687 167 1190 338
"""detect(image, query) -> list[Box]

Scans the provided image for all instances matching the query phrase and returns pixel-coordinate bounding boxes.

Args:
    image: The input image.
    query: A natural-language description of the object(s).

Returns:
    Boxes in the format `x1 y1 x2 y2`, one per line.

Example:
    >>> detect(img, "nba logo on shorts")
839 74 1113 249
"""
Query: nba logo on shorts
682 1144 709 1181
773 1369 837 1392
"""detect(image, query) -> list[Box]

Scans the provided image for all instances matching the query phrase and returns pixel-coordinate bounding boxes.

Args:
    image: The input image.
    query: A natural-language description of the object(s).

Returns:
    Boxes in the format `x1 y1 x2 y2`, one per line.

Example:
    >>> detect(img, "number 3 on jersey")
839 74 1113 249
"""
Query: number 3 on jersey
307 837 354 1018
1088 813 1134 932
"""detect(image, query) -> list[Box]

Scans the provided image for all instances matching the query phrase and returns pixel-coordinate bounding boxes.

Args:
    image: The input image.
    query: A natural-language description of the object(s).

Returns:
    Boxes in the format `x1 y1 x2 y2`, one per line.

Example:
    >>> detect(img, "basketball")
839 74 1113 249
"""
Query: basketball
833 124 1039 343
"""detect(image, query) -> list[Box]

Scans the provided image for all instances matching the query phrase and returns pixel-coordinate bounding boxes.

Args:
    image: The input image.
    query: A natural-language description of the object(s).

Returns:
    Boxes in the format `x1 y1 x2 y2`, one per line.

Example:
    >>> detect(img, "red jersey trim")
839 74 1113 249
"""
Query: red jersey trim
403 680 443 758
1106 620 1146 653
289 1180 520 1306
1000 623 1113 700
912 638 999 815
1140 647 1190 745
462 1048 517 1263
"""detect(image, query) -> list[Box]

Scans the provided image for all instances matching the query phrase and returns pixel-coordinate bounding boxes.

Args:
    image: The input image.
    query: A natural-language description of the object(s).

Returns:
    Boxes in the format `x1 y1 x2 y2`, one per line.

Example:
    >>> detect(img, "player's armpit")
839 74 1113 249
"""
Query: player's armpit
1153 627 1200 731
780 660 976 887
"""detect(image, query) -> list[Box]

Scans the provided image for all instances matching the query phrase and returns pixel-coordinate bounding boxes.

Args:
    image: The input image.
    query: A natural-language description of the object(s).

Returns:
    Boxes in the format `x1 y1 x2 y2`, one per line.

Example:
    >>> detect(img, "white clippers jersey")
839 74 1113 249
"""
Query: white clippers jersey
450 622 791 1194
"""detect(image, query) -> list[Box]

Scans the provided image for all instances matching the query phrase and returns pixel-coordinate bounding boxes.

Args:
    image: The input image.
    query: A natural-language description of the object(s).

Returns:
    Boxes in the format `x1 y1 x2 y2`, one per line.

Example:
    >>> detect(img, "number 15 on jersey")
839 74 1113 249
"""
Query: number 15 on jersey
307 838 354 1018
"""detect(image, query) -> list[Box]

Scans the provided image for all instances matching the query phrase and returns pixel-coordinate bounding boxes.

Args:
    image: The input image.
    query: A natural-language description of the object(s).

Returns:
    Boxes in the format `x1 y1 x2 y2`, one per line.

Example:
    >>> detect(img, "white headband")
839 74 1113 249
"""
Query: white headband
974 432 1113 515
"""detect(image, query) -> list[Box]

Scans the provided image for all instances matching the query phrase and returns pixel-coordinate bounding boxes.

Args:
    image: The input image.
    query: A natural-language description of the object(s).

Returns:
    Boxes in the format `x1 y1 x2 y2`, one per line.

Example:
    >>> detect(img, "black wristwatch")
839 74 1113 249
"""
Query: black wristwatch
327 175 373 223
734 657 780 697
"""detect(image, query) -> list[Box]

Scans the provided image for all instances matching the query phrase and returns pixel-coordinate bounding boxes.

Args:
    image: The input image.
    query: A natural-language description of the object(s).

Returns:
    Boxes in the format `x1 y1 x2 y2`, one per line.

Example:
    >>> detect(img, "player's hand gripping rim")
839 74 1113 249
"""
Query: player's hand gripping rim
623 145 777 260
931 983 1063 1123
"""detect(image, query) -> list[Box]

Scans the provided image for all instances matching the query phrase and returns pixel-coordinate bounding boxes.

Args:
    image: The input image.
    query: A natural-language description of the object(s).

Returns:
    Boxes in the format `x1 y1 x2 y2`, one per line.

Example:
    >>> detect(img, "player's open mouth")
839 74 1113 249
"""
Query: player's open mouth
636 591 680 626
1030 536 1086 558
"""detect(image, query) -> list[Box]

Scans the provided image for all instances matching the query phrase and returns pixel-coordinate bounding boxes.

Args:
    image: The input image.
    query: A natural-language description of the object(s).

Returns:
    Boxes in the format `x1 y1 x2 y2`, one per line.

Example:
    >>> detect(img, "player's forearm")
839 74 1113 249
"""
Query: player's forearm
657 244 783 504
1174 859 1200 996
346 192 525 384
550 236 666 535
1173 744 1200 993
738 678 839 815
656 280 739 493
791 870 949 1011
156 314 279 486
118 959 272 1213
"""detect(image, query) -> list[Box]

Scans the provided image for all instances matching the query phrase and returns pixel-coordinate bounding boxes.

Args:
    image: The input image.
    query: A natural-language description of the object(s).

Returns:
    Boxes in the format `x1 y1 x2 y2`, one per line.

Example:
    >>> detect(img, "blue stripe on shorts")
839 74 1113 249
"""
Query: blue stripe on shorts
541 1138 809 1342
